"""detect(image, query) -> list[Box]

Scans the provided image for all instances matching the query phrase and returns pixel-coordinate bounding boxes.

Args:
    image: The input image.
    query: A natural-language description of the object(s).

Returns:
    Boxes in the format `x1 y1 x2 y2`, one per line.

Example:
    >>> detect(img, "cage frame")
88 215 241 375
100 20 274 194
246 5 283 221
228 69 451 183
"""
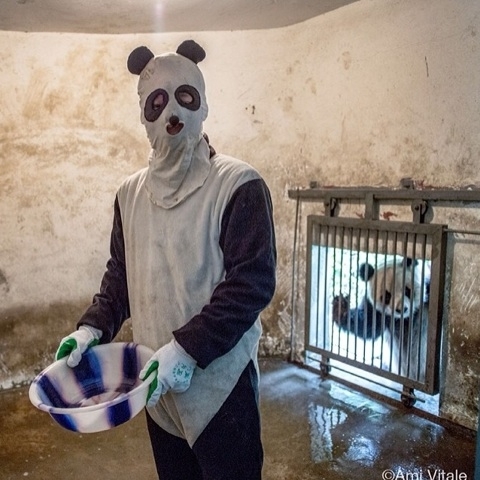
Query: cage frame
304 215 447 396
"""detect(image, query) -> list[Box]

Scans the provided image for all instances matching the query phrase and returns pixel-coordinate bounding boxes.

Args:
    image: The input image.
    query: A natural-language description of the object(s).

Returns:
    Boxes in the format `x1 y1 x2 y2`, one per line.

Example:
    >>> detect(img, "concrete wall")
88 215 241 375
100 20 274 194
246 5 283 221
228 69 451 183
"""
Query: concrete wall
1 0 479 429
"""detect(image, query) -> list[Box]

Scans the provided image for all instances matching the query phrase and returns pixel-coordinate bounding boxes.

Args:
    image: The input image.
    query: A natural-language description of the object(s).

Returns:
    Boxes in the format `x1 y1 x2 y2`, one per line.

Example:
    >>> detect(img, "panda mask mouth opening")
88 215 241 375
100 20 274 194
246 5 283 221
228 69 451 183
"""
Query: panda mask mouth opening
166 116 184 136
127 41 210 209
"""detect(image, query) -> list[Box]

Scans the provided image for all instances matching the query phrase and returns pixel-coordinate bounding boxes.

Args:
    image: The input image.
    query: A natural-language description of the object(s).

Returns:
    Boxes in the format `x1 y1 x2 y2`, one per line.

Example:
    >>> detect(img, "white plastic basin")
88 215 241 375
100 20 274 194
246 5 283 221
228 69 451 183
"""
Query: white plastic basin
29 342 155 433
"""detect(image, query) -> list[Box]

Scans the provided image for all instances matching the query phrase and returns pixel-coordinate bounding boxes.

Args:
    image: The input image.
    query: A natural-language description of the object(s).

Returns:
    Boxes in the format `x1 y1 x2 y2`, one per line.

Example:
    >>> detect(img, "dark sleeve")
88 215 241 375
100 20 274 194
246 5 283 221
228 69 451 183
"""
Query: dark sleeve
76 196 130 343
173 178 277 369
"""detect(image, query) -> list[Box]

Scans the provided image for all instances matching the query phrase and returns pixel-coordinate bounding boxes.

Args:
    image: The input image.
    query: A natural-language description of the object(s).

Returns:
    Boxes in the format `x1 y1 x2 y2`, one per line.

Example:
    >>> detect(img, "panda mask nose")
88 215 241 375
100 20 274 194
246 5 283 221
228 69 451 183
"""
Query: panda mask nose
166 115 184 136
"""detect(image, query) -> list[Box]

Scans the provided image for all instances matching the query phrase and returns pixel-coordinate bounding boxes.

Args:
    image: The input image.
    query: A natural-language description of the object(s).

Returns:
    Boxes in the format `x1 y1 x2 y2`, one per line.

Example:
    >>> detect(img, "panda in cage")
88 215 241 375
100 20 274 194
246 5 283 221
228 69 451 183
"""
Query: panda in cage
331 255 431 381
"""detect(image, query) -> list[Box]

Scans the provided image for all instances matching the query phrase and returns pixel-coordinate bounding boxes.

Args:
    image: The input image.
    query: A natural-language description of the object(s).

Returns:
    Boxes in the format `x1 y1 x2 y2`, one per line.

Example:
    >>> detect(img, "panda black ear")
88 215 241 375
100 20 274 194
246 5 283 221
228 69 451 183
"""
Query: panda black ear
127 46 154 75
403 257 417 267
359 263 375 281
176 40 206 64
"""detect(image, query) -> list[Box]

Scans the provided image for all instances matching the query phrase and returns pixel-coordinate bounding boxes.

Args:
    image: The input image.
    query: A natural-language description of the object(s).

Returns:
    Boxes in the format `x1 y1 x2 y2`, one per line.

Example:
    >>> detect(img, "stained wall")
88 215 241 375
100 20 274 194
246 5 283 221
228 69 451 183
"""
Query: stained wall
1 0 479 429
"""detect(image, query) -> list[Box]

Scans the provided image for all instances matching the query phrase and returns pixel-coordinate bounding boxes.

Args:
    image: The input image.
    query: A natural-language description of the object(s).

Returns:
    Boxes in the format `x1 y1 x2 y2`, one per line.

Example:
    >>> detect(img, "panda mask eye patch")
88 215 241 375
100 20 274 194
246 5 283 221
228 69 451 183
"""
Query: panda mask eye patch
175 85 201 111
145 89 169 123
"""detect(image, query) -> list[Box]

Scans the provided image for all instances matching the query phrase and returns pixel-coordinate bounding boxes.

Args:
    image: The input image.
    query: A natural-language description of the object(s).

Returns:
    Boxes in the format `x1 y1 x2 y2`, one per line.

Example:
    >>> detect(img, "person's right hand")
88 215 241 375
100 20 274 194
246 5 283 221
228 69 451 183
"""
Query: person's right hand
55 325 103 368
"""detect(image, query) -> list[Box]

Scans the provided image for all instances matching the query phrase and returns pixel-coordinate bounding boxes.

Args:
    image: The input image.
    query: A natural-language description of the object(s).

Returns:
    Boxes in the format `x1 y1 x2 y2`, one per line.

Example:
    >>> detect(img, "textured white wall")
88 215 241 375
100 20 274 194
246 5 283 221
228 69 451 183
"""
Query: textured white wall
0 0 479 428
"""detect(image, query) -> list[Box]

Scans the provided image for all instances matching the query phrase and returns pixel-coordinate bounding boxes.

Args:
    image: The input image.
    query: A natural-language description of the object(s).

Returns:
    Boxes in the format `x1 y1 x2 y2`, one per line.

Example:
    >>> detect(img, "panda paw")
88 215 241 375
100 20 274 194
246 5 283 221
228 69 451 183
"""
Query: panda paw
332 294 350 325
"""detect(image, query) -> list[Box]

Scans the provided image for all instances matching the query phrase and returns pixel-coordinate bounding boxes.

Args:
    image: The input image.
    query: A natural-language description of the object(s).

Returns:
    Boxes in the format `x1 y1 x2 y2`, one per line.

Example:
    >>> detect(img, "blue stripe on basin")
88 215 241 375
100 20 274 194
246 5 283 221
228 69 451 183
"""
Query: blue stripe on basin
74 348 105 398
37 375 70 408
51 412 77 432
121 343 138 390
108 399 131 427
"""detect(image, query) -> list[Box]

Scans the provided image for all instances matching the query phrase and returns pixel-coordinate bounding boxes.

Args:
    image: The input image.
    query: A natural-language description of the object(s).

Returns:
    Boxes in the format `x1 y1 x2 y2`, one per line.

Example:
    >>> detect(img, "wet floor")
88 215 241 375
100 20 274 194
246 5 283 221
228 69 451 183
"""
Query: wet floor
0 358 475 480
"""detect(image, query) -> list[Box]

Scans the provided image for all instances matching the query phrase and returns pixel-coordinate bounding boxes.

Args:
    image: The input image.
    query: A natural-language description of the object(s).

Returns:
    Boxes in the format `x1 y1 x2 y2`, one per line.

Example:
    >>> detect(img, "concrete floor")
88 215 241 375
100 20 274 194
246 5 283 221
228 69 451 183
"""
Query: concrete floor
0 358 475 480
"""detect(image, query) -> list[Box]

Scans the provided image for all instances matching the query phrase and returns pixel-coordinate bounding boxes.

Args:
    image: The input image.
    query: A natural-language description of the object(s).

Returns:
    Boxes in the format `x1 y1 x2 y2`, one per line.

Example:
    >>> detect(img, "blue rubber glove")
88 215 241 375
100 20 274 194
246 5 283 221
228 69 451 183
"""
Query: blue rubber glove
55 325 103 368
139 339 197 407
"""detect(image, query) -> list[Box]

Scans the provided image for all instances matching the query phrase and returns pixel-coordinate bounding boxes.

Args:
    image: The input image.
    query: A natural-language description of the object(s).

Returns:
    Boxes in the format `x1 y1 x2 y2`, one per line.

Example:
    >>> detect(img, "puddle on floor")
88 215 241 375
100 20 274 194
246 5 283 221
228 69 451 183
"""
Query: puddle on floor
343 435 379 467
308 384 393 466
309 401 382 467
308 403 348 462
327 383 392 417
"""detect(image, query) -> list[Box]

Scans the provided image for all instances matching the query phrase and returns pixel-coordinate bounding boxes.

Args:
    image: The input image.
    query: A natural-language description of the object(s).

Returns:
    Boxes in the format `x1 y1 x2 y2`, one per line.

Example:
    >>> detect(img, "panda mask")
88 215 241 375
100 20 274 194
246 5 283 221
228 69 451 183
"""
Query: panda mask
127 40 210 208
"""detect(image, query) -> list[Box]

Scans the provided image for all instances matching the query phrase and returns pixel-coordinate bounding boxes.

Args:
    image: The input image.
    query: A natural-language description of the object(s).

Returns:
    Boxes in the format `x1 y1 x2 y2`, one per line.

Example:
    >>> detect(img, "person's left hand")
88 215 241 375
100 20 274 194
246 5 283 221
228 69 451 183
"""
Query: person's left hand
139 339 197 407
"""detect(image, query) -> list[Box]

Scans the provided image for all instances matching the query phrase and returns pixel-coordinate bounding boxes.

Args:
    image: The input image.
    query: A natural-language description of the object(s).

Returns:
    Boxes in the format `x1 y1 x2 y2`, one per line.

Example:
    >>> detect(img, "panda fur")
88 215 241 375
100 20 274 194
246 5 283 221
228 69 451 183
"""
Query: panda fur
332 256 430 380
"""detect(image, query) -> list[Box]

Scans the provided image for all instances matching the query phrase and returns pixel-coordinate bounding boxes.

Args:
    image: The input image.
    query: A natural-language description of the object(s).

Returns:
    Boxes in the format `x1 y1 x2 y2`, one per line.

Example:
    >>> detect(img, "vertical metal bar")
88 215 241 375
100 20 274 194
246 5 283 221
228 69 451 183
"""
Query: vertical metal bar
305 216 313 357
322 225 330 354
290 194 301 362
337 227 346 356
425 226 447 392
398 232 409 377
398 239 406 377
315 224 322 350
376 230 383 371
370 228 379 367
331 226 337 354
329 226 337 354
353 228 362 362
403 232 411 377
364 228 372 363
406 232 417 379
347 227 354 359
386 231 396 374
415 234 428 381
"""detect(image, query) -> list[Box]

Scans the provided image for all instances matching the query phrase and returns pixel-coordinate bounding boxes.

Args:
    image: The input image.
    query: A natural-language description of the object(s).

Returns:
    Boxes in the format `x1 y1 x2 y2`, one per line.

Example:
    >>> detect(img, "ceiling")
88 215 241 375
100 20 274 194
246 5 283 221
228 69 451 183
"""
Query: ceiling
1 0 358 34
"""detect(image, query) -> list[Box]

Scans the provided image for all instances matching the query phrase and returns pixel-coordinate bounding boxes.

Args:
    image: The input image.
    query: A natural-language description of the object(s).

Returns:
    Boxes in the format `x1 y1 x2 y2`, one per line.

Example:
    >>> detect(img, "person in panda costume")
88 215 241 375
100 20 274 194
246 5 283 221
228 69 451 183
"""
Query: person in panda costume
55 40 276 480
332 256 430 380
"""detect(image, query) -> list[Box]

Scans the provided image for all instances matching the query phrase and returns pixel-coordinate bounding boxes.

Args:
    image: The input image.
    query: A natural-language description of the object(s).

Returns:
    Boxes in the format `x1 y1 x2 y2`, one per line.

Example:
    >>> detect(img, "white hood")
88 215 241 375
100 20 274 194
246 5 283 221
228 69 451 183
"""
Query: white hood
129 42 211 208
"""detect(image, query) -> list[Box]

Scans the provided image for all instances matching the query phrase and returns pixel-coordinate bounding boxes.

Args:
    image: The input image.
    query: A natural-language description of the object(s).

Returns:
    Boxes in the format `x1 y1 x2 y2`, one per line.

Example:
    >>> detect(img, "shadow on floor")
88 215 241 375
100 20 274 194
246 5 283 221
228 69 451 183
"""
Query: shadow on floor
0 358 475 480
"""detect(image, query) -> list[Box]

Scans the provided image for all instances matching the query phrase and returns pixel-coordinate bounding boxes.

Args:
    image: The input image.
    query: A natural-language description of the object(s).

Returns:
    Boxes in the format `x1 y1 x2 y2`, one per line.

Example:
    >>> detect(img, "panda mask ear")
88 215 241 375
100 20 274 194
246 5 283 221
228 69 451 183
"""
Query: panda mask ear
176 40 206 64
127 46 155 75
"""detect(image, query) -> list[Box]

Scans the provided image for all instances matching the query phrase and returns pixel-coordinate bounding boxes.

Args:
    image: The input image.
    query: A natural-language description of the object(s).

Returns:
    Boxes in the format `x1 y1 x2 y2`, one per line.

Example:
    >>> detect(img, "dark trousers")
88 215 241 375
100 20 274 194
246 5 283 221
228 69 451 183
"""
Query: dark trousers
145 360 263 480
